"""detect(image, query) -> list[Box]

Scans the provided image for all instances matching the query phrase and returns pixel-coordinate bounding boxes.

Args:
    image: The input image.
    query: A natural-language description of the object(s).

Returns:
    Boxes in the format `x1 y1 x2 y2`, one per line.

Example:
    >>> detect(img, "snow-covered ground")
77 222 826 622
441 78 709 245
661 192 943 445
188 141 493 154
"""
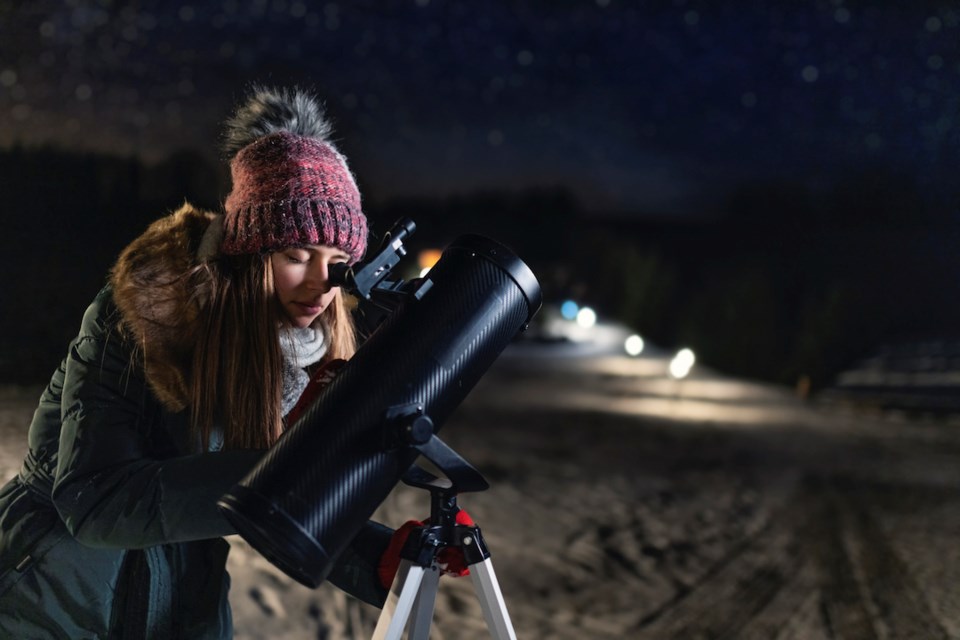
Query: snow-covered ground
4 342 960 638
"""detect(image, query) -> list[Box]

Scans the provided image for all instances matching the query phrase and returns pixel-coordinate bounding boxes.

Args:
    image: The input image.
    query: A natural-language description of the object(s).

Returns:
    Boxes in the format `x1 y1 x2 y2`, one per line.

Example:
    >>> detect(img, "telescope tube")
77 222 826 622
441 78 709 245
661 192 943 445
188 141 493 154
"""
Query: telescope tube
218 234 541 587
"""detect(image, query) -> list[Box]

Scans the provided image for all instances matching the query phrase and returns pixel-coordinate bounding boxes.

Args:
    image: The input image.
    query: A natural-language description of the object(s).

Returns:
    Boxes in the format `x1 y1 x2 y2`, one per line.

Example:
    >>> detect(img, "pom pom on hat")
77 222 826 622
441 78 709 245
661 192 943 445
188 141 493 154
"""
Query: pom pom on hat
222 86 333 160
220 87 368 263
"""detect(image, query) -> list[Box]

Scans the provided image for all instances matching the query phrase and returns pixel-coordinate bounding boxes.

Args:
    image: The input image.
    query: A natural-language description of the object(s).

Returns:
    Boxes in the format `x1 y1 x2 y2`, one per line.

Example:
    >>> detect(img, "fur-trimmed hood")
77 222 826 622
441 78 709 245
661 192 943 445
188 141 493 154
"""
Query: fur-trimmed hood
110 203 221 412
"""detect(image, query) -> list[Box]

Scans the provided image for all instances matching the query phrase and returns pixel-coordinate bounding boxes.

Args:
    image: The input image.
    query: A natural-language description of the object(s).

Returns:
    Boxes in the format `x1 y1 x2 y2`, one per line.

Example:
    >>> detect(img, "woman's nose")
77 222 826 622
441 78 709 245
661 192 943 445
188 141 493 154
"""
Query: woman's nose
305 261 331 291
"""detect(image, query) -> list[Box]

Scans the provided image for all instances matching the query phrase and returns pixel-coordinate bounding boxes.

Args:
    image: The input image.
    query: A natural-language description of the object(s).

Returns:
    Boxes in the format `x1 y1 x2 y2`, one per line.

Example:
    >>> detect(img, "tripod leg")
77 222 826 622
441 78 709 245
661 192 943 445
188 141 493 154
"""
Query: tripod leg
407 564 440 639
469 558 518 640
372 560 427 640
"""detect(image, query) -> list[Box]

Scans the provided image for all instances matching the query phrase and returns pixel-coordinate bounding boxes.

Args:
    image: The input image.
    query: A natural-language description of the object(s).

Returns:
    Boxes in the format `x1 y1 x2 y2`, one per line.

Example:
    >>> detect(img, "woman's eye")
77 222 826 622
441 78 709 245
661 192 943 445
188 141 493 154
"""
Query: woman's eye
286 254 307 264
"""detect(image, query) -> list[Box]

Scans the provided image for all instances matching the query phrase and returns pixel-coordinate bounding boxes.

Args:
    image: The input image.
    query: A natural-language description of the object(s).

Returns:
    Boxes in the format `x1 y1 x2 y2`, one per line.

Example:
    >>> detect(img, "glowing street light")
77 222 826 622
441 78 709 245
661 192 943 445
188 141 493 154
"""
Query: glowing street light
560 300 579 320
576 306 597 329
669 348 695 379
418 248 443 277
624 334 644 356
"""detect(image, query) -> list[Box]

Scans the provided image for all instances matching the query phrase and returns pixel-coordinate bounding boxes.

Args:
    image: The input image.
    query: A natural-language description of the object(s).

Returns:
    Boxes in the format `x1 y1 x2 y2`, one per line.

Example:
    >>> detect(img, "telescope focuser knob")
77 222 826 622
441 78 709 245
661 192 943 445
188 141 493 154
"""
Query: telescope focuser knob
405 416 435 445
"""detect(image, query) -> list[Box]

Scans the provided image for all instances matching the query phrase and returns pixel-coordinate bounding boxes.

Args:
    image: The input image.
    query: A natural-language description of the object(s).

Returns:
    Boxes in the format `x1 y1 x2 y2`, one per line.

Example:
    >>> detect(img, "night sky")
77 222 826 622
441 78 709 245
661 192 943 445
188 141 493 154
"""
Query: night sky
3 0 960 387
3 0 959 217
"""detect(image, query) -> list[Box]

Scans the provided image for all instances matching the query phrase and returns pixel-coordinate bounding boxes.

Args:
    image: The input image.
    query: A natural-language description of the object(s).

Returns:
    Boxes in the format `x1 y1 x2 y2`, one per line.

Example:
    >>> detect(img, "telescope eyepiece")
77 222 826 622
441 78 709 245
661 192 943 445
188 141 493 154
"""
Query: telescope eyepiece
328 262 353 288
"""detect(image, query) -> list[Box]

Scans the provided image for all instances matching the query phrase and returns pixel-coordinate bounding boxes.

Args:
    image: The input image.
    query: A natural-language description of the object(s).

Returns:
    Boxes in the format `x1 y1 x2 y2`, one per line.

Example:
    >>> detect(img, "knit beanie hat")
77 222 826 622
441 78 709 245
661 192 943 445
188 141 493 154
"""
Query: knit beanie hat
220 87 368 262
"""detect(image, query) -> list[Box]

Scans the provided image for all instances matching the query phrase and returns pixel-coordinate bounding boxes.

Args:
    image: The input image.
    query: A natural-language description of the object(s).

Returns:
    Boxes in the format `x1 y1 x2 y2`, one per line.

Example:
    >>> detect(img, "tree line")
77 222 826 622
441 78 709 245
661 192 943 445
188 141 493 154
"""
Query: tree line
2 146 955 392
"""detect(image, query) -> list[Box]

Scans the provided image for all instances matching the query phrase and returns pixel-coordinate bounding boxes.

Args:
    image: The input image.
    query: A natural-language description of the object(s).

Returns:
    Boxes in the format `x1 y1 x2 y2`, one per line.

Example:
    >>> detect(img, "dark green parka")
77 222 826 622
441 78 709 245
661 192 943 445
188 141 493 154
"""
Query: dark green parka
0 205 389 639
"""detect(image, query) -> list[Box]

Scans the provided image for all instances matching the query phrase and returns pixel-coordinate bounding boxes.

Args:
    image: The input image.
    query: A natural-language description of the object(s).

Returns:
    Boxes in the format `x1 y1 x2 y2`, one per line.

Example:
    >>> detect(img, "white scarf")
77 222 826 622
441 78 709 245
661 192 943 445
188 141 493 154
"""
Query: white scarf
279 324 328 415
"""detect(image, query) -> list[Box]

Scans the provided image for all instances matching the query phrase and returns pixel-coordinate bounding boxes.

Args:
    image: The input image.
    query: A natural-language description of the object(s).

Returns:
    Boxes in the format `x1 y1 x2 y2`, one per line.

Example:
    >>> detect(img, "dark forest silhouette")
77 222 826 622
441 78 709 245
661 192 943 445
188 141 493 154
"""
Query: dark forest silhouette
2 146 956 391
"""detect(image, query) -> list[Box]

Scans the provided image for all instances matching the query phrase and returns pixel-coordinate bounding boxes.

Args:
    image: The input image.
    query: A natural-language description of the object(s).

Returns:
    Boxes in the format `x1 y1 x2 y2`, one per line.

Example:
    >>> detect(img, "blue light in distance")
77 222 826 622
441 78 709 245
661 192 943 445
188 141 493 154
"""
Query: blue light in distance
560 300 579 320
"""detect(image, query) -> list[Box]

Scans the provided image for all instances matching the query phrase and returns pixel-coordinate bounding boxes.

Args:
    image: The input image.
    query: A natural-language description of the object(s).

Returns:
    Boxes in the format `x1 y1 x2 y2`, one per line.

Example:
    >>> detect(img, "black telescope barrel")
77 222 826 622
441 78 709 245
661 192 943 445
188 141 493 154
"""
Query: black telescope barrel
450 233 541 320
218 234 541 587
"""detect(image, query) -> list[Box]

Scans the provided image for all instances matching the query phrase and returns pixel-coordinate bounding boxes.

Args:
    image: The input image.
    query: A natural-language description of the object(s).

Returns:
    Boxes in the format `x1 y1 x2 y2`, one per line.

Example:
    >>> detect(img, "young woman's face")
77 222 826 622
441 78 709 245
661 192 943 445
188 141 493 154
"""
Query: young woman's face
271 244 351 328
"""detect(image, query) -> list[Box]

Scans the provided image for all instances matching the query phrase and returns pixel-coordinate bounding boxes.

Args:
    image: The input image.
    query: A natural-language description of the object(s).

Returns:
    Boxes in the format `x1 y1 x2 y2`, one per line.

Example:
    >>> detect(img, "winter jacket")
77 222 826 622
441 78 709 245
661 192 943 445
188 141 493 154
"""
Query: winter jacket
0 204 390 639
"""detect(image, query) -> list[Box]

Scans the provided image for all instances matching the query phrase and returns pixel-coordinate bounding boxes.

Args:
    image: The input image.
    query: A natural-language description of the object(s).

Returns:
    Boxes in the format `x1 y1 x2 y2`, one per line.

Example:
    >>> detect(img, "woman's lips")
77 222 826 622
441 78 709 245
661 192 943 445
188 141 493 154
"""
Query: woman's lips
294 302 322 315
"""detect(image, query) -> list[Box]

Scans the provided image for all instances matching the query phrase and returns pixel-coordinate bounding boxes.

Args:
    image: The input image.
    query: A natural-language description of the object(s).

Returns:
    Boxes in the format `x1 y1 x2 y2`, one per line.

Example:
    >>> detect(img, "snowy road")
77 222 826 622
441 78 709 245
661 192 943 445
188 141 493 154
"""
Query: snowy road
3 341 960 639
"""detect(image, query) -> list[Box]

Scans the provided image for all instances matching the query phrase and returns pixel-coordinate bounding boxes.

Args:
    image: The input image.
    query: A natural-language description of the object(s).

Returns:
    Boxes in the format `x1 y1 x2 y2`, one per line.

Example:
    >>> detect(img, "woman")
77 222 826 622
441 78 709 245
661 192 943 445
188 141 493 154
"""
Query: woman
0 87 394 638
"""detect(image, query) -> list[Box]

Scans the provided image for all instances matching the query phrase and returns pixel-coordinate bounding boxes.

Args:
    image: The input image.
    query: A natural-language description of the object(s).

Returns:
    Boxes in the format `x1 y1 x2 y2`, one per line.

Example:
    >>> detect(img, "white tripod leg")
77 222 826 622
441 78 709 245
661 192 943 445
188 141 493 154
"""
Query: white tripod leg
407 564 441 639
469 557 518 640
372 560 427 640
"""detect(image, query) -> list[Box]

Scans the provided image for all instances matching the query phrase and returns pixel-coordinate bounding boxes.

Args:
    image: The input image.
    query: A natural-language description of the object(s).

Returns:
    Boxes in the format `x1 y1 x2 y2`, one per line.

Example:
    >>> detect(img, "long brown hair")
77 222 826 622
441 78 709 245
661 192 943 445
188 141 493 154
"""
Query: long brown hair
189 253 357 451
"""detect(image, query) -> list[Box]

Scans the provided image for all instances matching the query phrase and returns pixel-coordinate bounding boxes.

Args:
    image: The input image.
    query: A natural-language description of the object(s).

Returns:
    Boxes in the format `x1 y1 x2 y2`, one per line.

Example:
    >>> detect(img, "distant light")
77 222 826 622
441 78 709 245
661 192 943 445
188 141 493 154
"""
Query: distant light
0 69 17 88
576 307 597 329
675 348 695 368
560 300 579 320
417 249 442 278
864 132 883 149
801 65 819 83
290 1 307 18
669 348 695 379
625 334 644 357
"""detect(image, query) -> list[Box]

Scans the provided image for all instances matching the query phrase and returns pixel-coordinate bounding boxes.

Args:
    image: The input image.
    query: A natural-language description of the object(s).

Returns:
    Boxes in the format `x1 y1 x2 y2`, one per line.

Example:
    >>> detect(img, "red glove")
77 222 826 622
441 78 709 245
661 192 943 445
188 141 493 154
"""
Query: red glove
285 359 347 425
377 510 475 589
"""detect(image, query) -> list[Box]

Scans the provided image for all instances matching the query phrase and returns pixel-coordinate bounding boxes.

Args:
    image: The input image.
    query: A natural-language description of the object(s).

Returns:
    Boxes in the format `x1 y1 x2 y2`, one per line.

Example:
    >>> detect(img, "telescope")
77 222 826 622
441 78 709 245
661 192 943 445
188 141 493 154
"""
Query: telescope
218 218 542 589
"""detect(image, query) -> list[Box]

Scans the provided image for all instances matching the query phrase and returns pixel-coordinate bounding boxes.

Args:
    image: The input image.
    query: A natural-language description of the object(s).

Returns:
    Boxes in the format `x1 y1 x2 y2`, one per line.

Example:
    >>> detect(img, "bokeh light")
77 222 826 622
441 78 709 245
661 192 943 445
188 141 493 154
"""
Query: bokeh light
576 307 597 329
560 300 579 320
669 348 696 379
625 334 645 357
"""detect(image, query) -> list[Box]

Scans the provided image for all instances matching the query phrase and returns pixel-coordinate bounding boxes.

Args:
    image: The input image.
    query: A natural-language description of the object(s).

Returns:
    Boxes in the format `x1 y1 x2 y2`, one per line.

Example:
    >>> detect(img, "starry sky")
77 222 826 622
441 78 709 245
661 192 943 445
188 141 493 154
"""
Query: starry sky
1 0 958 218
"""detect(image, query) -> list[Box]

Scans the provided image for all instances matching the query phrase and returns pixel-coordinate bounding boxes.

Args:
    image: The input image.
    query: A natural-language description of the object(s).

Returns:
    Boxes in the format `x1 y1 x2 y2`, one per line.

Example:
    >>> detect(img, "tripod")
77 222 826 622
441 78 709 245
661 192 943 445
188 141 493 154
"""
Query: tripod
372 459 517 639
